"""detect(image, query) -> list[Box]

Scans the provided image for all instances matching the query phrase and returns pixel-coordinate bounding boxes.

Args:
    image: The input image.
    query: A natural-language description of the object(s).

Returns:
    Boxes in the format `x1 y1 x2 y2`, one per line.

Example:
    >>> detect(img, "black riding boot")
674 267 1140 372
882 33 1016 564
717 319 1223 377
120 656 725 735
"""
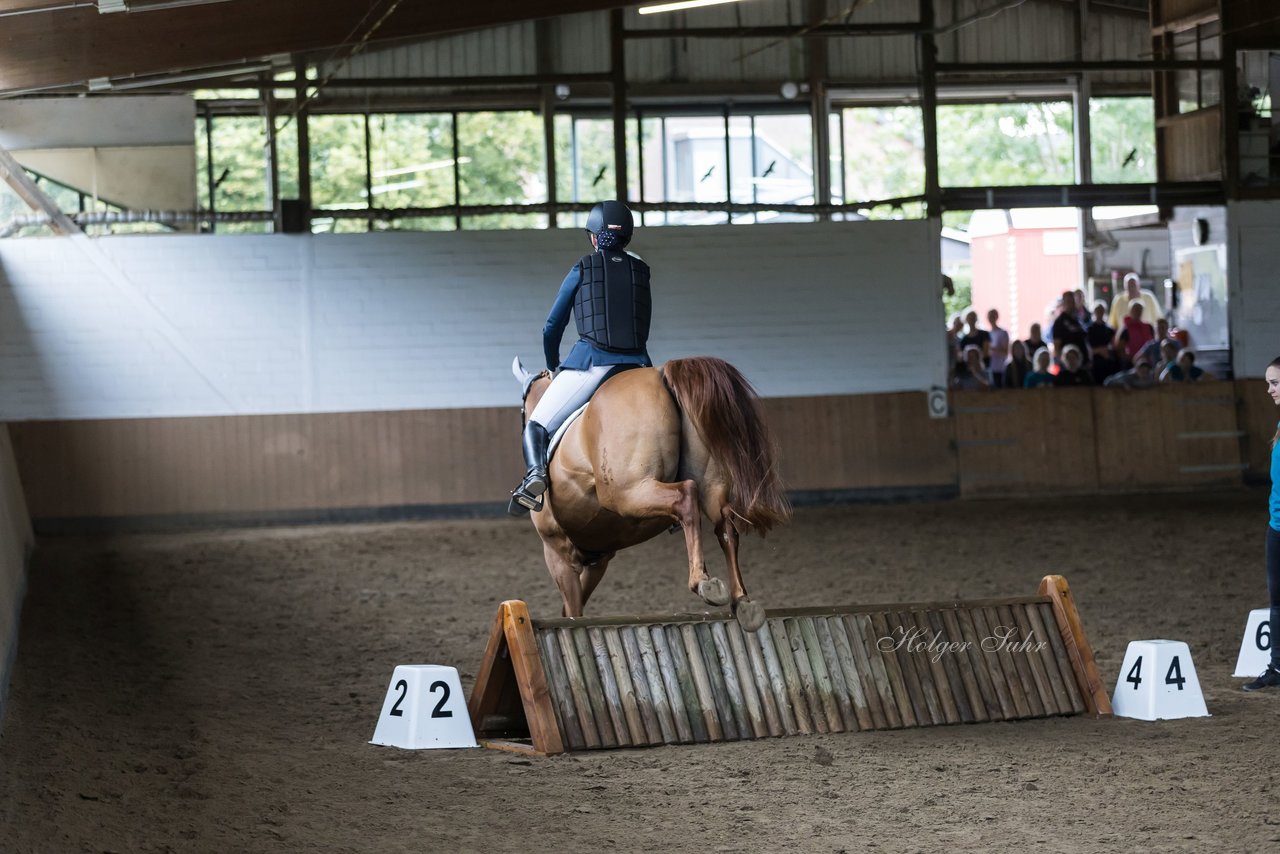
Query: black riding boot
508 421 550 515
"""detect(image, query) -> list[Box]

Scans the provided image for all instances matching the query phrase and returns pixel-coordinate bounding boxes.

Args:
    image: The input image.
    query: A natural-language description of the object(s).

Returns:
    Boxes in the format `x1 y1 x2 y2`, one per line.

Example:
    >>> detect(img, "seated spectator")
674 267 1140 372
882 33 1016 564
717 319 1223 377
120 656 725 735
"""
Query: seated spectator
1053 344 1093 386
1004 340 1033 390
954 344 991 390
1024 322 1049 357
1104 358 1157 390
1134 318 1178 368
1118 301 1155 361
1155 339 1181 376
1160 350 1215 383
1024 347 1055 389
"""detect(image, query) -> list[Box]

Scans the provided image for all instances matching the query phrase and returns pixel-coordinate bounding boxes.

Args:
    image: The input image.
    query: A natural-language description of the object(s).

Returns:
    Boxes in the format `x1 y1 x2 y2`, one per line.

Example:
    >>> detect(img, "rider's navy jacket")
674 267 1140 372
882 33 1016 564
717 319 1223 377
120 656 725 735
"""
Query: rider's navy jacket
542 257 653 372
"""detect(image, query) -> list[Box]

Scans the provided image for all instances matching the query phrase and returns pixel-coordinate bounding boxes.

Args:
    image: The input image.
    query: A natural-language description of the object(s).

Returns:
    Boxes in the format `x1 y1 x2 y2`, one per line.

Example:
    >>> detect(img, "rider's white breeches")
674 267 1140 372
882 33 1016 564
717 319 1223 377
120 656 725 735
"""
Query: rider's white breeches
529 365 617 434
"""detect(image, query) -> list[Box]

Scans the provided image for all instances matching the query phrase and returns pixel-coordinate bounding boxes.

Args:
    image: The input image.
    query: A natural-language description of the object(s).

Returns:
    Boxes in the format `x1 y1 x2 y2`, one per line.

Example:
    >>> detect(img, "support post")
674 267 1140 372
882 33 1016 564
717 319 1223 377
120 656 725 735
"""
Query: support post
807 0 831 218
294 58 312 233
610 8 629 202
262 75 282 234
919 0 941 220
537 19 558 227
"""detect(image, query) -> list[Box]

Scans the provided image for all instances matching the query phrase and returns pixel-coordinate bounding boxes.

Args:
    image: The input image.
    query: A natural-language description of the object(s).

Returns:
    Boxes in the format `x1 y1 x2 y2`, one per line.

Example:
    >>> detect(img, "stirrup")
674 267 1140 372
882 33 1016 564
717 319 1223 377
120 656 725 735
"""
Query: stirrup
508 488 544 515
507 471 547 515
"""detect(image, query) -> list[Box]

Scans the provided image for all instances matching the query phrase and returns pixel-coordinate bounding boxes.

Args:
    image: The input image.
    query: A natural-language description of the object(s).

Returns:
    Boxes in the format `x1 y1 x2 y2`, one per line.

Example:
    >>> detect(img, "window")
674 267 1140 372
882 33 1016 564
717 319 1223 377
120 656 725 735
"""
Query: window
1090 98 1156 183
938 102 1074 187
456 111 547 229
554 115 614 228
369 113 457 211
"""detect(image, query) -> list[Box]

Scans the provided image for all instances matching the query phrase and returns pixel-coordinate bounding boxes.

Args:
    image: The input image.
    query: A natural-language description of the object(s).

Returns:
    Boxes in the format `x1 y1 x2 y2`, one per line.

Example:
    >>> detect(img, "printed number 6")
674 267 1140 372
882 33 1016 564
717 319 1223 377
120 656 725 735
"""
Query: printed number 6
1257 620 1271 652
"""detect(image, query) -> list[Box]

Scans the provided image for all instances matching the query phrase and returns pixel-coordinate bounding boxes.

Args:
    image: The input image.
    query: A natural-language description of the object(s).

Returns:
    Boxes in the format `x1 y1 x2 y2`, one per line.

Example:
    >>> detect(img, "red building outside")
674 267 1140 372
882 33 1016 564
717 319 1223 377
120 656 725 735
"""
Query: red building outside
968 208 1082 341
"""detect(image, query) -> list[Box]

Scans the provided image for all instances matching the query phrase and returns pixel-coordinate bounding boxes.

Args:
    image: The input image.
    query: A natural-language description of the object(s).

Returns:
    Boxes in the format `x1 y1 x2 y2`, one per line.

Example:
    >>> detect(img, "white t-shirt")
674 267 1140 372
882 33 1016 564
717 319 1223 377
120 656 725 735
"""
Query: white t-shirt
989 326 1010 371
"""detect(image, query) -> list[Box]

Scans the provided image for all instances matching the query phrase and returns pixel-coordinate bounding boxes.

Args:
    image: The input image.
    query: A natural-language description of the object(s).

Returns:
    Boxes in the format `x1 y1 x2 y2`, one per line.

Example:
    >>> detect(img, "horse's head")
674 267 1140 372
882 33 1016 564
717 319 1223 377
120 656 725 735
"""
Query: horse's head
511 356 552 421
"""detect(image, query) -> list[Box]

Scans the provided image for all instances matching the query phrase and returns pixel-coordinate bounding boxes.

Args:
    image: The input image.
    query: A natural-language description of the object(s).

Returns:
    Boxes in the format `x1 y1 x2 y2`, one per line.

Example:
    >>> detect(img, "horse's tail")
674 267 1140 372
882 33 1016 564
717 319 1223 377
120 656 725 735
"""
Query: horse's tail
661 357 791 535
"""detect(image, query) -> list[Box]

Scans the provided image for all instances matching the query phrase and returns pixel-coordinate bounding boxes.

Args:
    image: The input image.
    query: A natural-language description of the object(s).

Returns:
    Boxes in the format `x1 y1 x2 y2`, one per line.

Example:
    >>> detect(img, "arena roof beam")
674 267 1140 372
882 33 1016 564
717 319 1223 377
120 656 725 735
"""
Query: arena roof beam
939 182 1225 211
0 0 649 95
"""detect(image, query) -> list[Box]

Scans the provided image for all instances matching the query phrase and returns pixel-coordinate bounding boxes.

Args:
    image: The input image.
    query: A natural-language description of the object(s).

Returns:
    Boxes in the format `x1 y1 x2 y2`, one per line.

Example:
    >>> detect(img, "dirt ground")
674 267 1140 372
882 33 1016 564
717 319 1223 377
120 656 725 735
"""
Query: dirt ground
3 491 1280 853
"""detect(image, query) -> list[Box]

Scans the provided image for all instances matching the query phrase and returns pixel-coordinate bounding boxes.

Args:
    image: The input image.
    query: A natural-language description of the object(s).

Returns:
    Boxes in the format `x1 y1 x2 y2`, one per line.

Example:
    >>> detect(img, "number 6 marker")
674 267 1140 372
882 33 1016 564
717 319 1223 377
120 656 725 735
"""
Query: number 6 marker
371 665 478 750
1232 609 1272 678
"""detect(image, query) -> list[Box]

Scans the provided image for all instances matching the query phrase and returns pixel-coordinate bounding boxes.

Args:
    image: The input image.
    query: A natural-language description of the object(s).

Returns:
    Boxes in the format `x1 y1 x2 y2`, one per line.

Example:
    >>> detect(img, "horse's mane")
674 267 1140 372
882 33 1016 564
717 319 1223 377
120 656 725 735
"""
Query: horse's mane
661 357 791 534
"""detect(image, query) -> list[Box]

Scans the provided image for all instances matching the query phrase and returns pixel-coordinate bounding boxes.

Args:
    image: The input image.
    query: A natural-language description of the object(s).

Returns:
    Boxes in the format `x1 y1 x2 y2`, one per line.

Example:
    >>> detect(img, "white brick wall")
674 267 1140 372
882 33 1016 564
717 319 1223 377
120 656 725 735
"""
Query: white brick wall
0 220 946 419
1229 201 1280 378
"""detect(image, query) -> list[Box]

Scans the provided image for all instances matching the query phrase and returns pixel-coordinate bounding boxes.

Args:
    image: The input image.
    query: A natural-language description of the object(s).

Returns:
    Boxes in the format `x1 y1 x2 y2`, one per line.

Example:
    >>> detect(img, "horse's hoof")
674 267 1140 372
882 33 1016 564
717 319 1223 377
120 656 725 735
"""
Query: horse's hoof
696 577 730 607
734 599 766 633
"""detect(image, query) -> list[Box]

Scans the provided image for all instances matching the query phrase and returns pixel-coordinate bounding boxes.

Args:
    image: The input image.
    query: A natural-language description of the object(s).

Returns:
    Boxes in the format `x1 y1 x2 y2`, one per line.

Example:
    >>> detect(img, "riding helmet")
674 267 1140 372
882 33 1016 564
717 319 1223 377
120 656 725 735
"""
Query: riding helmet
585 200 633 249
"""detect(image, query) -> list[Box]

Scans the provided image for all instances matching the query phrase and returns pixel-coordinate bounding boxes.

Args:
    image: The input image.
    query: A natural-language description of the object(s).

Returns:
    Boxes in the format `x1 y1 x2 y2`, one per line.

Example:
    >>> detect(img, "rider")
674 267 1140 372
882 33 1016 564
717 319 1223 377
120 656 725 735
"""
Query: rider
509 200 653 514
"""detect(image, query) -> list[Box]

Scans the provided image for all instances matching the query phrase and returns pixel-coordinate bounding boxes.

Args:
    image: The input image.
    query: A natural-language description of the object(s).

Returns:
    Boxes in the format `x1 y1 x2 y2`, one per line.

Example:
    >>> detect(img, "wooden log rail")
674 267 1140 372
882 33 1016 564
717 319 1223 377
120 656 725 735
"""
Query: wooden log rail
467 575 1109 755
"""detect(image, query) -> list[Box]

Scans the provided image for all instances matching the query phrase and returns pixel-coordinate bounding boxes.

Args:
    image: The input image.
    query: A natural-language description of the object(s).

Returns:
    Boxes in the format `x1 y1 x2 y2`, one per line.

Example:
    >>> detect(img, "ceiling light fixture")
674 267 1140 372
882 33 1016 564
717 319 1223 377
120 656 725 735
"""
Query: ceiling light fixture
638 0 749 15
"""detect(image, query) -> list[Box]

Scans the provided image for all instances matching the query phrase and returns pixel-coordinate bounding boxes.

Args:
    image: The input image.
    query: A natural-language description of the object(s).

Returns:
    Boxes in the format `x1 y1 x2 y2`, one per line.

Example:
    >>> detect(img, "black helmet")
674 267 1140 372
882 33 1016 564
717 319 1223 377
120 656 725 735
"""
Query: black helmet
585 200 633 249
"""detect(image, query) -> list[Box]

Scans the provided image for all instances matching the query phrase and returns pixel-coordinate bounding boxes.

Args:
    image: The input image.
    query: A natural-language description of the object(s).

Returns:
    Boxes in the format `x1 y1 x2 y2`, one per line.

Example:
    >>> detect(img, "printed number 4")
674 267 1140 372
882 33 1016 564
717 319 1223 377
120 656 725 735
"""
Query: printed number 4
1126 656 1143 689
388 678 454 718
1165 656 1186 691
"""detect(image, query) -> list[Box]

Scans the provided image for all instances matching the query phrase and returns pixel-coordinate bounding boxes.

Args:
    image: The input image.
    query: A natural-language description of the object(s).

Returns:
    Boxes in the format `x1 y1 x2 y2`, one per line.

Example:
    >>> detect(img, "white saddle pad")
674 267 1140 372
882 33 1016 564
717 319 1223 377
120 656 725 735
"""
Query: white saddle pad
547 402 589 462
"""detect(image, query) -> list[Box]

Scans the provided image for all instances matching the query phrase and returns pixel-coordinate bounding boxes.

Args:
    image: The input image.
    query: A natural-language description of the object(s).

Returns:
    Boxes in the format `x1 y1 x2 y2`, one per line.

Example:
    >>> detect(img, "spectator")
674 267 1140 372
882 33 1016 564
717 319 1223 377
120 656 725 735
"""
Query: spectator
1086 302 1119 383
1161 350 1215 383
1117 301 1156 361
988 308 1010 388
1155 339 1181 376
1073 288 1090 326
1024 323 1049 357
1104 358 1157 390
1053 344 1093 386
1024 347 1055 388
1135 318 1178 368
1004 339 1033 390
1051 291 1089 365
946 314 965 367
1107 272 1164 331
954 344 991 390
959 310 991 366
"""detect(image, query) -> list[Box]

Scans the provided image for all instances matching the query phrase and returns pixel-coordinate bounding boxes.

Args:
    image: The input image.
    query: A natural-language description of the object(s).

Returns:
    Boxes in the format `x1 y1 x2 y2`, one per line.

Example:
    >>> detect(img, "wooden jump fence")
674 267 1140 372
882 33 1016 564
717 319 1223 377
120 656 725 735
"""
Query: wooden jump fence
467 575 1110 755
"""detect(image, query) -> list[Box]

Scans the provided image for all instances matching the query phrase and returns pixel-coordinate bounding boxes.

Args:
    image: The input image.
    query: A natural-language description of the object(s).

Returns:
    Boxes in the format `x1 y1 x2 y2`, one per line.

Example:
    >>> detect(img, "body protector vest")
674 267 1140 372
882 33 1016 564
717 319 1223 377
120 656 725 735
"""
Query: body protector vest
572 250 651 353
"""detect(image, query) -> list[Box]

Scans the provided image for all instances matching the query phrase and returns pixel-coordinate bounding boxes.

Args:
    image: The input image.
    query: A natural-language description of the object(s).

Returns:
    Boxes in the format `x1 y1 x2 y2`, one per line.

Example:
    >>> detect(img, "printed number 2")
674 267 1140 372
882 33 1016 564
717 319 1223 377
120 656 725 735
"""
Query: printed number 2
1258 620 1272 652
429 680 453 718
388 679 453 718
1126 656 1143 689
389 679 408 716
1165 657 1186 691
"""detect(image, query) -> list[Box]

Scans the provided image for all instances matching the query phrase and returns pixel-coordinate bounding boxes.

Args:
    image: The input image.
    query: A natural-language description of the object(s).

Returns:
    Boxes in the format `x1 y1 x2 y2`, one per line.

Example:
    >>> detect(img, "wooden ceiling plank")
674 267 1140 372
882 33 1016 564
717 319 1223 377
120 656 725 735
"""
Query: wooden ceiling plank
0 0 646 93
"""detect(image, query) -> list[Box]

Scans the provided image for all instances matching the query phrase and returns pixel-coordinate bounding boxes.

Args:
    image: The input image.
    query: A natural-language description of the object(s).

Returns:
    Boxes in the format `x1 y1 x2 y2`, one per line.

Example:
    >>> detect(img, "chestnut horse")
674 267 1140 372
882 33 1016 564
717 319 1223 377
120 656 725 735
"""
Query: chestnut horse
513 356 790 631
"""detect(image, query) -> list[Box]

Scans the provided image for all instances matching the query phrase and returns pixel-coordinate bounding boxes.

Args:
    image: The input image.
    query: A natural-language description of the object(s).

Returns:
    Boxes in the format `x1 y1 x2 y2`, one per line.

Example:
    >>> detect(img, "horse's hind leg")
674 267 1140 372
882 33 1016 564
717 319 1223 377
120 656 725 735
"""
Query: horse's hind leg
579 553 614 610
542 539 586 618
704 486 765 632
605 478 729 607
